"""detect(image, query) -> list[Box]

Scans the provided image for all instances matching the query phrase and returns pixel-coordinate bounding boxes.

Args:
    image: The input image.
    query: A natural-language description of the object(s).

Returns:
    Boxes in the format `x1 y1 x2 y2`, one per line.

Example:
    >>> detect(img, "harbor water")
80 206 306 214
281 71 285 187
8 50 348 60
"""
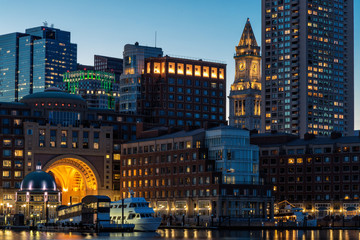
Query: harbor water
0 229 359 240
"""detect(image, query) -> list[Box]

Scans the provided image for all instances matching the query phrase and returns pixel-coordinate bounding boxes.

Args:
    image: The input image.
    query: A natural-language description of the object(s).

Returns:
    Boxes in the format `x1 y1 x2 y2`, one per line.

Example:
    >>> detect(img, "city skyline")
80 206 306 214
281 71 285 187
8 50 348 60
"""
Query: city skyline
1 0 359 129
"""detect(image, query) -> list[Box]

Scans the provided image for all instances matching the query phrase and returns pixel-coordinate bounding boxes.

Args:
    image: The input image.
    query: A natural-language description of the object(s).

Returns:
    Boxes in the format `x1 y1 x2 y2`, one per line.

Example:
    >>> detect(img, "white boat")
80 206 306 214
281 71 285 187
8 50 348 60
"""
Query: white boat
110 196 161 231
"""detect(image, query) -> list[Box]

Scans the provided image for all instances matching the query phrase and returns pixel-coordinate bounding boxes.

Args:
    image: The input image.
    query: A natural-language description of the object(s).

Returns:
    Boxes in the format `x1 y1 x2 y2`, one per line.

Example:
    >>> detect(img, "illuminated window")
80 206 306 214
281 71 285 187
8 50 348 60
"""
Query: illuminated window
14 171 22 178
203 66 209 77
14 150 23 157
177 63 184 74
186 141 191 149
61 130 67 148
219 68 224 79
288 158 295 164
168 62 175 73
195 65 201 76
297 158 303 164
14 119 22 126
2 171 10 178
3 139 11 147
186 65 193 75
3 160 11 168
113 154 121 160
93 143 99 149
154 62 160 74
146 62 151 73
211 68 217 78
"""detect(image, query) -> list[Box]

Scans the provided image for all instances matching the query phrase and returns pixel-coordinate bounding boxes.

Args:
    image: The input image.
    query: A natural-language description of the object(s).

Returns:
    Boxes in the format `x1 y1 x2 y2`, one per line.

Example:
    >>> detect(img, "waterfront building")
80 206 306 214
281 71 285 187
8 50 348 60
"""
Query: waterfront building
119 43 163 114
0 25 77 102
229 19 261 131
140 56 227 128
62 70 120 110
15 163 61 224
0 88 139 208
119 126 273 220
253 132 360 218
206 126 260 185
261 0 354 136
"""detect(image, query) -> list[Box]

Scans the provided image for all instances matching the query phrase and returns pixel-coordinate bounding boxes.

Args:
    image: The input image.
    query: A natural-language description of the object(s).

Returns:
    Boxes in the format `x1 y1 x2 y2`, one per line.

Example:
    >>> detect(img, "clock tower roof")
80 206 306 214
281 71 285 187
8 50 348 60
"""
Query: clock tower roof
238 18 258 47
236 18 260 57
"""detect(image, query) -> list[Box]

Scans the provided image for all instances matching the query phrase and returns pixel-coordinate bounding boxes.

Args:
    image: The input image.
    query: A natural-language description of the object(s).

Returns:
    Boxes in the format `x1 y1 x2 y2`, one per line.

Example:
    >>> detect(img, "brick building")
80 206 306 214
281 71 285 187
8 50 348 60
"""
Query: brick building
139 56 227 128
119 126 273 221
253 132 360 218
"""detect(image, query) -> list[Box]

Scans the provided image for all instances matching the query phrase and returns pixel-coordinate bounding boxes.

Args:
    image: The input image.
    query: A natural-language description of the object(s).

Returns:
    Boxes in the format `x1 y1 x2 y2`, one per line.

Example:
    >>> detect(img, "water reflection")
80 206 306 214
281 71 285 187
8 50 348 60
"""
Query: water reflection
0 229 360 239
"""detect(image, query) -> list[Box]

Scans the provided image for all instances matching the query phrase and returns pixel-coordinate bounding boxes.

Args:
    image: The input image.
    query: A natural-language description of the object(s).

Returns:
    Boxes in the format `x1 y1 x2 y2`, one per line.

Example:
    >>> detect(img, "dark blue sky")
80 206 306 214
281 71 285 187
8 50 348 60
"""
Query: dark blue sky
2 0 359 128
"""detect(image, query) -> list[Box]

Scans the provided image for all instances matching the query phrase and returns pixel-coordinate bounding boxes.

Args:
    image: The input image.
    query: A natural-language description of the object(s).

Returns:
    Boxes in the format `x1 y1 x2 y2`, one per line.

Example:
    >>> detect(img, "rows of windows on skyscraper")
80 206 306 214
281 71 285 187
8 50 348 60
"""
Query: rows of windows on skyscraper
261 0 353 137
0 26 76 102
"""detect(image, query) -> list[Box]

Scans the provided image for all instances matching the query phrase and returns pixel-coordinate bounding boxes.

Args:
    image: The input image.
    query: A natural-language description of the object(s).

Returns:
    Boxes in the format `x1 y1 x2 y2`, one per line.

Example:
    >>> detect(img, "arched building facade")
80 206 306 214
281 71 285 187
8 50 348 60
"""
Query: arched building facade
0 88 138 210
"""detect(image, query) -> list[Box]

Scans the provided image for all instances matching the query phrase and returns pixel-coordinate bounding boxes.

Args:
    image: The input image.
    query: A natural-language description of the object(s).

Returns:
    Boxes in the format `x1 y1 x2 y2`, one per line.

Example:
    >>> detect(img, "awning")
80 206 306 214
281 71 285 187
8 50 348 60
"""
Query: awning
346 207 357 211
317 207 329 211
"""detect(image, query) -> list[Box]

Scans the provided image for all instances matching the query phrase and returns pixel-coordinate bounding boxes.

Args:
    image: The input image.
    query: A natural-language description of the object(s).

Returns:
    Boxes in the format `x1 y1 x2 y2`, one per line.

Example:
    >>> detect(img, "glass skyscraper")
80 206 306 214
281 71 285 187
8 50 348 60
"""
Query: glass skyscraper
119 42 163 113
261 0 354 136
0 26 77 102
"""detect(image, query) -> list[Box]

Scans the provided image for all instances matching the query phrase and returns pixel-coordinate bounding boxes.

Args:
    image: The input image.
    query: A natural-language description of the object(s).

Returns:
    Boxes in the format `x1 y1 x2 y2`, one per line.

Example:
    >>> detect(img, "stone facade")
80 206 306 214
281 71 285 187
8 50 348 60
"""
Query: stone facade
229 19 261 132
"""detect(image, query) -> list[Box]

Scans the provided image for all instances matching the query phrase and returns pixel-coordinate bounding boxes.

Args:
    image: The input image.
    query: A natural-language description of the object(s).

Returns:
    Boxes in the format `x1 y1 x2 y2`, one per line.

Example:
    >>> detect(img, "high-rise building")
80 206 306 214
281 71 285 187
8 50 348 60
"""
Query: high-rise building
0 26 77 102
261 0 354 136
229 19 261 131
62 70 119 110
94 55 123 83
140 56 227 128
119 42 163 114
77 63 94 71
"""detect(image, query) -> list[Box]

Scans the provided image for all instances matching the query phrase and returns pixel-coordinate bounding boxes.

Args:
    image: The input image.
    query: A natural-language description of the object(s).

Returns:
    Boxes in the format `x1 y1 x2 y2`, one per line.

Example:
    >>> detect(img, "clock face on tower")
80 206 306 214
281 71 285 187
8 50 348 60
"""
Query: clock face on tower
239 62 246 71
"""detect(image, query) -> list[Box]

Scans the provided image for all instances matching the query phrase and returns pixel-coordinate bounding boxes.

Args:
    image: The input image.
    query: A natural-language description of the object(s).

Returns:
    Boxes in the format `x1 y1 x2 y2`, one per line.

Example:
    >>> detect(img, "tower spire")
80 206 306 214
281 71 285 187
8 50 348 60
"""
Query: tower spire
236 18 260 57
238 18 258 48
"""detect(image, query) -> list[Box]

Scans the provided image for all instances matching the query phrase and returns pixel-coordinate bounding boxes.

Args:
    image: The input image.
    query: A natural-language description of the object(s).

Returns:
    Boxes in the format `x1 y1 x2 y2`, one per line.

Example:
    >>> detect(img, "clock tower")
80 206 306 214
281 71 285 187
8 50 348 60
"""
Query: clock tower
229 18 261 131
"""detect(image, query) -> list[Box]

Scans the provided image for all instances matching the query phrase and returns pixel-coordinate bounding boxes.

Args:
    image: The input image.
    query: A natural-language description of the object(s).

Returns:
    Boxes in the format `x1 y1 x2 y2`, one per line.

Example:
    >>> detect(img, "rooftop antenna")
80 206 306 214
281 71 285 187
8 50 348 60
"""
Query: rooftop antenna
43 21 48 27
155 31 157 48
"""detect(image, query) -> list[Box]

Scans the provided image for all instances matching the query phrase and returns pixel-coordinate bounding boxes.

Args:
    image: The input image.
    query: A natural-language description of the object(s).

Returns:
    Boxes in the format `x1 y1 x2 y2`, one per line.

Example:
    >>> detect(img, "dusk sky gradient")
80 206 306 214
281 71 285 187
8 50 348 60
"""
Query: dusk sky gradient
1 0 359 129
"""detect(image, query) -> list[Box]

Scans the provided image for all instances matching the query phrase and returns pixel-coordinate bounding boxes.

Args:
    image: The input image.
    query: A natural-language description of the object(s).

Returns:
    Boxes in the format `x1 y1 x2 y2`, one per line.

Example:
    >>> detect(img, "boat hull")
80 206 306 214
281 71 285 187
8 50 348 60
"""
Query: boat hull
128 218 162 231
